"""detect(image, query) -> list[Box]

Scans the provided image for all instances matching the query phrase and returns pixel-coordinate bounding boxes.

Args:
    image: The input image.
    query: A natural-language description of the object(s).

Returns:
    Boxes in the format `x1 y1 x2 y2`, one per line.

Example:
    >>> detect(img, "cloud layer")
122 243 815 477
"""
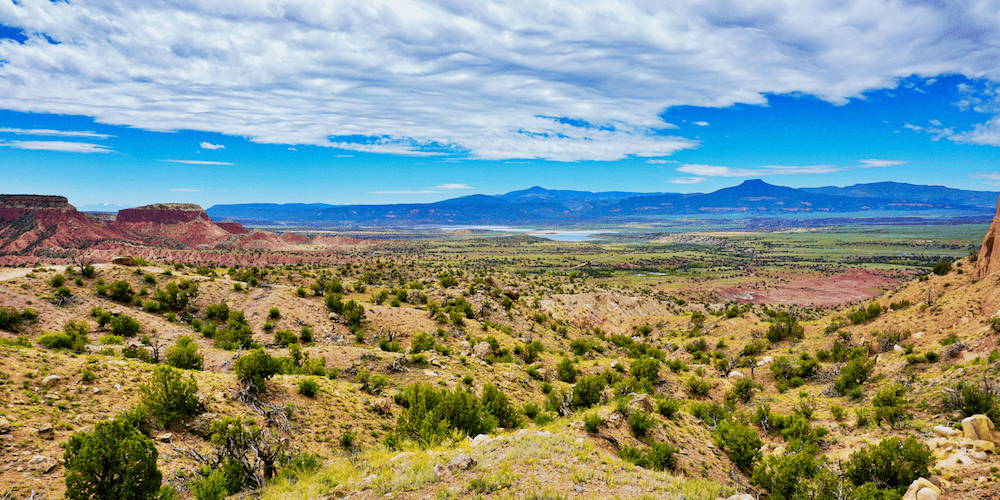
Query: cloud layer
2 1 1000 161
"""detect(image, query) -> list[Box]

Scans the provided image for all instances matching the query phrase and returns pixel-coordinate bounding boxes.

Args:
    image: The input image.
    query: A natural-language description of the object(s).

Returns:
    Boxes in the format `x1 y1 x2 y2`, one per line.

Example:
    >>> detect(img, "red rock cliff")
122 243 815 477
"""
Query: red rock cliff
977 194 1000 278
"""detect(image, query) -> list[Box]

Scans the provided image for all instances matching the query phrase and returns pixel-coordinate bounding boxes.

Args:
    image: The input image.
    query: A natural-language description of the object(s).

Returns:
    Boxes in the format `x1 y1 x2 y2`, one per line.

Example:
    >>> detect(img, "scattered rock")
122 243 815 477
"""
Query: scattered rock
92 387 101 394
932 425 960 438
473 342 491 359
470 434 493 447
390 452 414 463
36 424 54 439
446 453 476 472
27 455 57 473
185 412 218 439
41 374 61 387
961 414 996 442
626 393 654 413
156 433 173 443
727 370 744 378
756 355 774 367
893 344 905 353
903 477 941 500
725 495 755 500
0 416 10 434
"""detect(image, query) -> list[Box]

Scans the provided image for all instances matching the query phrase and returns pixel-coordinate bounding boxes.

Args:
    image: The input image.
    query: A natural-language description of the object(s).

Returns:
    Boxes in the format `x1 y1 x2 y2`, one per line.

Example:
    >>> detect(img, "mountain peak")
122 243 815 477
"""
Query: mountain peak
738 179 772 188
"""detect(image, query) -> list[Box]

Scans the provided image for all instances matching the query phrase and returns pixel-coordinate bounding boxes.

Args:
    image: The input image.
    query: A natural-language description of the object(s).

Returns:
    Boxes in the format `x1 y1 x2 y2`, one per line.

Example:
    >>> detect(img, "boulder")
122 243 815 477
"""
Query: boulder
27 455 58 473
973 439 996 452
627 393 655 413
902 478 941 500
446 453 476 472
0 416 10 434
932 425 960 438
724 495 755 500
41 374 61 387
473 342 491 359
961 414 996 442
727 370 745 378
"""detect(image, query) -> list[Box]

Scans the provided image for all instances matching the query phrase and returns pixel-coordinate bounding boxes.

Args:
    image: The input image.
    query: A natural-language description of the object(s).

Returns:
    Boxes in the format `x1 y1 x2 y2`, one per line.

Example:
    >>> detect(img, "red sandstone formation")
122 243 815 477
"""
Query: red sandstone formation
0 194 371 265
977 194 1000 279
0 195 126 253
215 221 250 234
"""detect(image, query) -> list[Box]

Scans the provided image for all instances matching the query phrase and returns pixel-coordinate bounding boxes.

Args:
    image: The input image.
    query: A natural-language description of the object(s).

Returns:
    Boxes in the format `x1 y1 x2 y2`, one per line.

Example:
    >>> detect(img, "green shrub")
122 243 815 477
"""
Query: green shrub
106 280 136 303
274 329 298 347
628 411 655 437
766 312 804 342
297 378 319 398
943 381 1000 422
752 445 822 499
932 259 952 275
50 273 66 287
63 410 161 500
482 383 522 429
656 397 680 419
38 320 89 352
110 315 141 337
267 307 281 320
848 303 883 325
234 348 281 393
690 402 727 426
726 377 757 405
570 374 606 408
0 306 37 331
619 442 677 471
391 383 497 448
630 356 660 382
141 366 202 428
192 469 229 500
556 357 578 383
714 419 762 472
685 376 712 398
833 356 875 396
871 384 910 427
164 336 203 370
410 332 436 354
583 413 602 433
842 437 931 493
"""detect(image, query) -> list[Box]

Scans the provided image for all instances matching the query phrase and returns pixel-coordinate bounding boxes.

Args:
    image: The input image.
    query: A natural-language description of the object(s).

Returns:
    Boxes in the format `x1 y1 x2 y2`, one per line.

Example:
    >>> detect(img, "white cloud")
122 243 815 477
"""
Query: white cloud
369 190 441 195
0 140 112 153
950 117 1000 146
0 127 111 139
434 183 474 190
858 159 907 168
646 159 670 164
168 188 201 192
669 177 705 184
678 164 838 177
692 121 710 127
199 141 225 150
162 159 234 165
3 2 1000 160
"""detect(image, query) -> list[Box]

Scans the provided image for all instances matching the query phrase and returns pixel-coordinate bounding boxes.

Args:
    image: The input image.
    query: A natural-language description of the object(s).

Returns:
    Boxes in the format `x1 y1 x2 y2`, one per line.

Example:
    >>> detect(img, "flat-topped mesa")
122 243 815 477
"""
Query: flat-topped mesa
976 193 1000 278
0 194 72 210
116 203 210 224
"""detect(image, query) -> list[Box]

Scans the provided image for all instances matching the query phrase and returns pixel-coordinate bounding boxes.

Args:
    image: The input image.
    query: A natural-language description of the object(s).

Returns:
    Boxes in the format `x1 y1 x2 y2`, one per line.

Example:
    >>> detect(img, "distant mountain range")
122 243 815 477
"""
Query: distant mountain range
205 180 1000 226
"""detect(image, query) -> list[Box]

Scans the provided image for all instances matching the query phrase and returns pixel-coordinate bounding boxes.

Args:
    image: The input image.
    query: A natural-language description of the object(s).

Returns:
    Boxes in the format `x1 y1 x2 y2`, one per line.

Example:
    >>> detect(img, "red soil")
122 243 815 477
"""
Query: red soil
716 268 906 307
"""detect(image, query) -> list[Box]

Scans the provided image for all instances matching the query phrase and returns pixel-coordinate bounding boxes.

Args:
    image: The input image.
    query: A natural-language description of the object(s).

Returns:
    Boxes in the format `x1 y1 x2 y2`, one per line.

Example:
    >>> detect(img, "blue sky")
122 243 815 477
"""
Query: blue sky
2 2 1000 208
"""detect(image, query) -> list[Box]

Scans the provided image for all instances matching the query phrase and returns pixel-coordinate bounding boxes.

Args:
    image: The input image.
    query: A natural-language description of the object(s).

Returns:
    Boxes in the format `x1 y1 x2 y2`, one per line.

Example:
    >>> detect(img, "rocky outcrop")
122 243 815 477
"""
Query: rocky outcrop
215 221 249 234
0 194 125 253
0 193 372 263
976 193 1000 278
114 203 233 248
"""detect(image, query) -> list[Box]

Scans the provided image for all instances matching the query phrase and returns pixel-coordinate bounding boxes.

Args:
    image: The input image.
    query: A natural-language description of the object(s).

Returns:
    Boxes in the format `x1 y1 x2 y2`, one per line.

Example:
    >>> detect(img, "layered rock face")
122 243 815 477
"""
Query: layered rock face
114 203 234 248
0 195 124 253
976 193 1000 278
116 203 208 224
0 193 369 262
